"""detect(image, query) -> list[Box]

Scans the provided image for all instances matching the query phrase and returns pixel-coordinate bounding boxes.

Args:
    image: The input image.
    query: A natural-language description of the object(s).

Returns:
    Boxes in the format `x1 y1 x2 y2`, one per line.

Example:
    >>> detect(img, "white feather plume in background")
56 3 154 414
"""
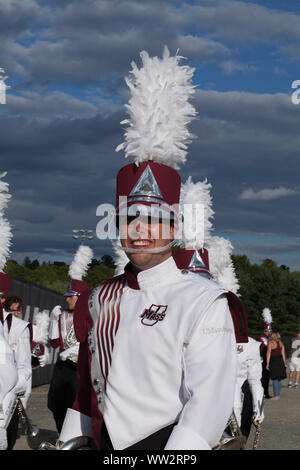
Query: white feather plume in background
178 176 214 249
112 239 129 276
116 46 196 169
0 172 12 272
69 245 93 280
206 235 240 294
262 307 272 325
32 311 50 344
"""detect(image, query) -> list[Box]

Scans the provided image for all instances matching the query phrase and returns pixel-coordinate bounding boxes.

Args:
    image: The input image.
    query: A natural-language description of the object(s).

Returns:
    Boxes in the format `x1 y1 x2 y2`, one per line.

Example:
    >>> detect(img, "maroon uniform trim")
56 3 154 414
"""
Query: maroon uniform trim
226 291 248 344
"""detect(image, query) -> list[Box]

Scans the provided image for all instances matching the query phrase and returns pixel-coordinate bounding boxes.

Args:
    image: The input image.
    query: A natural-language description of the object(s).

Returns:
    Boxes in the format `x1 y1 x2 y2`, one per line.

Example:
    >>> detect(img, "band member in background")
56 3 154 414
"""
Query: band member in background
0 293 18 450
288 330 300 389
2 295 31 448
234 338 264 438
58 48 237 451
257 308 273 399
47 245 93 433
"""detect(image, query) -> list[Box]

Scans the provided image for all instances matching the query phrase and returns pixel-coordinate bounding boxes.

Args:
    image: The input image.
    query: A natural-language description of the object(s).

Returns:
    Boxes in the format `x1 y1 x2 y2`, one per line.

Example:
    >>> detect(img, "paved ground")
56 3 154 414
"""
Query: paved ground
13 378 300 451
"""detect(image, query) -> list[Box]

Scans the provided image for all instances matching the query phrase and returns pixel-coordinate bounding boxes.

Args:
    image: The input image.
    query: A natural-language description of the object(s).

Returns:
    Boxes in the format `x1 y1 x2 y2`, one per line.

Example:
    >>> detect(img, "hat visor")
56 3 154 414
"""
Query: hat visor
117 202 176 220
64 291 80 297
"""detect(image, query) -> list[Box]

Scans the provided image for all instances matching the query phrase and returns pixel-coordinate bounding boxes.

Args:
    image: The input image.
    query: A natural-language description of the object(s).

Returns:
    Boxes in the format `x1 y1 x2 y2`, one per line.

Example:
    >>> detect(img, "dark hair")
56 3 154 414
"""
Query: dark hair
4 296 23 312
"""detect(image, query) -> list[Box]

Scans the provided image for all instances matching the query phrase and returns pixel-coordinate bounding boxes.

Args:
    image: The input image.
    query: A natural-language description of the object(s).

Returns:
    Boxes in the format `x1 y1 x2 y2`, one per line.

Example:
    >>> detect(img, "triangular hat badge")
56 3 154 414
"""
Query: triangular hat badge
188 249 206 268
129 165 163 198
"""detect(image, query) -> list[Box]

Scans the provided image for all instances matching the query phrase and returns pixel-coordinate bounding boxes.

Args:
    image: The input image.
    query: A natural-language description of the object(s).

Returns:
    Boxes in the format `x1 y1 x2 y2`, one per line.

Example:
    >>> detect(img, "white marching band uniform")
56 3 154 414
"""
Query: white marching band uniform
0 321 18 449
2 310 32 408
49 305 79 362
60 257 237 450
234 337 264 427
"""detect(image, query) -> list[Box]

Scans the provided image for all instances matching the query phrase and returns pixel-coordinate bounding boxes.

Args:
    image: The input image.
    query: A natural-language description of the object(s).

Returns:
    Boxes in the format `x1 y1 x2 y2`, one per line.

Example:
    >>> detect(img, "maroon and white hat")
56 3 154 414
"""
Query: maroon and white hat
173 177 213 278
114 47 196 223
173 248 210 278
0 272 11 297
116 161 181 220
65 245 93 296
64 278 91 297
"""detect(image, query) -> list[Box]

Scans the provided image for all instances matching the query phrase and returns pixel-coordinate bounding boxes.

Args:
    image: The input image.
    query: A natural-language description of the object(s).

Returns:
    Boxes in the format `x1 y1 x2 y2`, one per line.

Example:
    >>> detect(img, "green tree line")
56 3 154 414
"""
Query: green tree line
232 255 300 337
4 254 300 337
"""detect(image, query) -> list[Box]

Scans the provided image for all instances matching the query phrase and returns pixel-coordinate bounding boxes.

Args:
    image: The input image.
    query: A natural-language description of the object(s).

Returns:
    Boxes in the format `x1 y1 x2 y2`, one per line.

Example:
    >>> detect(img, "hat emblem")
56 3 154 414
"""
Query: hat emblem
129 165 163 199
188 250 206 269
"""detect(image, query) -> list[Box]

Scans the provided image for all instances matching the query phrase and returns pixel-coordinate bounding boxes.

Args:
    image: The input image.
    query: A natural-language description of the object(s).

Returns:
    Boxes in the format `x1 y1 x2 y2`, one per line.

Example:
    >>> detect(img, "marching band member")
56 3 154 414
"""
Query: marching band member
47 245 93 433
0 302 18 450
59 47 237 451
0 173 31 449
207 236 264 441
3 296 32 410
1 295 31 448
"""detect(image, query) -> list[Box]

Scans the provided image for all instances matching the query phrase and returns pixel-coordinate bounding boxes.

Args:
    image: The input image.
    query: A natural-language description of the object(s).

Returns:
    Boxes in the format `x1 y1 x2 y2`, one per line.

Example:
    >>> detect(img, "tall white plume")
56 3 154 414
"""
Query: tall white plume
0 172 12 272
112 239 129 276
262 307 272 325
178 176 214 249
206 235 240 294
69 245 93 280
116 46 196 169
32 311 50 344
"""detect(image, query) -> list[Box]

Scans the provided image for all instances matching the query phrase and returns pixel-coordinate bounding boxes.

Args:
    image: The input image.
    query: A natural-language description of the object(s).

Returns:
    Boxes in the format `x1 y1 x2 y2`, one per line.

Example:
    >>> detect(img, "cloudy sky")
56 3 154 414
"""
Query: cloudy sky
0 0 300 270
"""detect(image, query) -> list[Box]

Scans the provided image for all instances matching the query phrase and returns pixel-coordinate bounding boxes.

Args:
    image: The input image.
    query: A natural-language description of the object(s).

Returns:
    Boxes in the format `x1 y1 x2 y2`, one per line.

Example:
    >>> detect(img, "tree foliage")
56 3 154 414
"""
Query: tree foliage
5 257 115 294
232 255 300 337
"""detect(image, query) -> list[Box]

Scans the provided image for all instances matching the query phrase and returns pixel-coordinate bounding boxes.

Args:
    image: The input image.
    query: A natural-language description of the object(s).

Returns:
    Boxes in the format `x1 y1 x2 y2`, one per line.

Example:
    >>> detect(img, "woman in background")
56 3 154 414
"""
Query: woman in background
266 332 286 400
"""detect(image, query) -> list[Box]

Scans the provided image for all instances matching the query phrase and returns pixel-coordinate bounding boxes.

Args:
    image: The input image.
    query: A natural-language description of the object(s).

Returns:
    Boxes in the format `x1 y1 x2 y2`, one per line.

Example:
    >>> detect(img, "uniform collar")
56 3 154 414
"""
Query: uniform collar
124 256 179 290
2 309 10 322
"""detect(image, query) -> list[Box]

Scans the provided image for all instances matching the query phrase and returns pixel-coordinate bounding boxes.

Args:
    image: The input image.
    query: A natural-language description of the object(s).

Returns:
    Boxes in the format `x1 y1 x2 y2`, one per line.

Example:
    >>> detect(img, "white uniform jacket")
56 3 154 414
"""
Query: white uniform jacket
234 337 264 425
0 320 18 422
60 257 237 450
49 306 79 362
2 310 32 406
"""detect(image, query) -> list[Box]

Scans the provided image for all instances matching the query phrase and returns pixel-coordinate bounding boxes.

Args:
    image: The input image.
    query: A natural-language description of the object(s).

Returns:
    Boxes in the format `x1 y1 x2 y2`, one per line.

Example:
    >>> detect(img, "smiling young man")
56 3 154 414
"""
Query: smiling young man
58 160 238 451
58 48 238 451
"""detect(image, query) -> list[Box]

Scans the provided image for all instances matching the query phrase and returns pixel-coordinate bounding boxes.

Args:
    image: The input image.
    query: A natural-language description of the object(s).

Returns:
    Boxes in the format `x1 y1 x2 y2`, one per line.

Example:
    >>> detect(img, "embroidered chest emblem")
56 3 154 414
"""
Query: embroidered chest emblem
237 345 244 354
140 304 168 327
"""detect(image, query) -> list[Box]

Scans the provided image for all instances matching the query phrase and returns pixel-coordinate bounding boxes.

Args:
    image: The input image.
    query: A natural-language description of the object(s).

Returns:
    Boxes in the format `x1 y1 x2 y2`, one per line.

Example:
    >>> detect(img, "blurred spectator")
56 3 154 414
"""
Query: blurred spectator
266 332 286 400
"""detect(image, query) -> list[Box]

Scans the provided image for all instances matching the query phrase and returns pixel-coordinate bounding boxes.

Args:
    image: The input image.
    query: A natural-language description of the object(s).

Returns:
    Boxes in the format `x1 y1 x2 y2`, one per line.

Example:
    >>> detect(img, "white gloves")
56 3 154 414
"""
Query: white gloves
0 427 8 450
39 355 47 367
13 376 27 396
59 344 79 362
253 409 264 424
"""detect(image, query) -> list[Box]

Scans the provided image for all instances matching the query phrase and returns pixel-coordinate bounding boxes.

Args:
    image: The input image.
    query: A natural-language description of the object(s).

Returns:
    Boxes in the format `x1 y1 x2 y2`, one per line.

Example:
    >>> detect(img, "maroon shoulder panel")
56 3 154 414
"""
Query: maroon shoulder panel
73 287 93 343
226 291 248 343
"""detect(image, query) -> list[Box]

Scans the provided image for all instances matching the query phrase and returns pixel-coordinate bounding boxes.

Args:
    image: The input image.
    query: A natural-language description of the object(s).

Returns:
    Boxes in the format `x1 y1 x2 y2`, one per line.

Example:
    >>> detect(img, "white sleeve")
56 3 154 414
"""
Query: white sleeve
247 341 264 413
164 294 237 450
59 408 93 443
13 327 32 396
49 308 60 340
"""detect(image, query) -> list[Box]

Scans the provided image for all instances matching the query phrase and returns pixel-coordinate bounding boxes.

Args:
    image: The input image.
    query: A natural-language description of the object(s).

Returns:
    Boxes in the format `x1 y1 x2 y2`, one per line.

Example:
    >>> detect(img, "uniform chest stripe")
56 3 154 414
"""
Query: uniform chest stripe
96 280 124 380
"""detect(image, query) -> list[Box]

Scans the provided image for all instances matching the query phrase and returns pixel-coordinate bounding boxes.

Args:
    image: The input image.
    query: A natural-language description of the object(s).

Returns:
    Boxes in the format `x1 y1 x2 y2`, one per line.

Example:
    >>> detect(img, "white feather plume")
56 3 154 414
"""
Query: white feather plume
32 311 50 344
206 235 240 294
112 239 129 276
0 173 12 272
262 307 272 325
116 46 196 169
0 172 11 216
178 176 214 249
69 245 93 280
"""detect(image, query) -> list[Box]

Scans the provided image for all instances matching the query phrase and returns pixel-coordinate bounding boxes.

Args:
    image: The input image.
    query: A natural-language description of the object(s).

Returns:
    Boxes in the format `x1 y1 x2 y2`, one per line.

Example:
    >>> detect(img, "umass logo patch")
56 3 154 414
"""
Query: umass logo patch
140 304 168 327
